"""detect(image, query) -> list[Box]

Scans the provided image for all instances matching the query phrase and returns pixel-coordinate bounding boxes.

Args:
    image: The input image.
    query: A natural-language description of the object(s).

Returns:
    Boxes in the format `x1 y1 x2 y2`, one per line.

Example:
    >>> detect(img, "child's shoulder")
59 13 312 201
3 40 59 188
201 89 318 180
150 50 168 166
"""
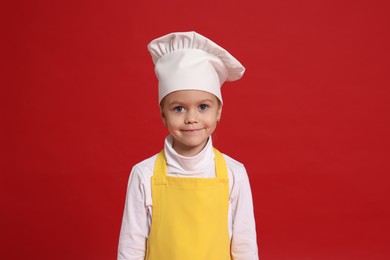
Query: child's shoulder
220 152 251 191
221 152 247 174
132 153 159 174
222 152 243 166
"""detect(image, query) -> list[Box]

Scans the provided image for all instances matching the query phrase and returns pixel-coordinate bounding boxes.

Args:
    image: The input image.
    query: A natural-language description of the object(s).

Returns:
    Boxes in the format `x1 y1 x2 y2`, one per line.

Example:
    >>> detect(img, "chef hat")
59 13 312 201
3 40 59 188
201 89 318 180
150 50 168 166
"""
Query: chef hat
147 31 245 104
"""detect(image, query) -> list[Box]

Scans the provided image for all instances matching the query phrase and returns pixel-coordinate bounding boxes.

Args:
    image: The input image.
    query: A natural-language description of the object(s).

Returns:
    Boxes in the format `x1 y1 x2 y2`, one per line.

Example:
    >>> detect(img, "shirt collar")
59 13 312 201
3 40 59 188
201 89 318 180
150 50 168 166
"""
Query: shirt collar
164 135 214 174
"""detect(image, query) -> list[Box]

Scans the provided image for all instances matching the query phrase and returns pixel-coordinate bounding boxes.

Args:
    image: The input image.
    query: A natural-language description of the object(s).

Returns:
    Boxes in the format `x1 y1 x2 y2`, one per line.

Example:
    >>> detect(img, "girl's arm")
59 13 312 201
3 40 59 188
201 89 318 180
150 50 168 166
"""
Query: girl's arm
118 166 149 260
230 166 259 260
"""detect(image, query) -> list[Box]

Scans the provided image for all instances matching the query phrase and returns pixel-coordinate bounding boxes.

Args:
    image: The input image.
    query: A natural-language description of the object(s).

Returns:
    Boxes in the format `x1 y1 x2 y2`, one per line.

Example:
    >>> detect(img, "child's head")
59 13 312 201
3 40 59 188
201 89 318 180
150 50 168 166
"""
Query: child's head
147 31 244 155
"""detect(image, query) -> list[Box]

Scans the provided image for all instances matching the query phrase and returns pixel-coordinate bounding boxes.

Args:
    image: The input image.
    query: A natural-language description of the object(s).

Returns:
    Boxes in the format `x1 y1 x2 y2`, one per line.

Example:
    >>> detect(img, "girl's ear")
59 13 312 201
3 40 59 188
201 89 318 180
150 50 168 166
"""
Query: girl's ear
160 108 166 126
217 103 222 123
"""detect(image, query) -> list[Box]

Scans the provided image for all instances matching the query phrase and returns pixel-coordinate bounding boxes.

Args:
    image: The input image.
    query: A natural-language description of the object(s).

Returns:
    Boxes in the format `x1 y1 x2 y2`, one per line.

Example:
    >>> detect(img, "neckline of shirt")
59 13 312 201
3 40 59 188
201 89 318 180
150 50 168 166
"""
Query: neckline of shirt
164 135 215 175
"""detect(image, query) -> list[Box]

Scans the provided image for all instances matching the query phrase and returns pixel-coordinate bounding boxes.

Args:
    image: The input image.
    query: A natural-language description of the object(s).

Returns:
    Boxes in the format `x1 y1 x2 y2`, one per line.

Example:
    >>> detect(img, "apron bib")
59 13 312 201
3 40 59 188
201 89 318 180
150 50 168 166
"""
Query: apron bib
145 148 231 260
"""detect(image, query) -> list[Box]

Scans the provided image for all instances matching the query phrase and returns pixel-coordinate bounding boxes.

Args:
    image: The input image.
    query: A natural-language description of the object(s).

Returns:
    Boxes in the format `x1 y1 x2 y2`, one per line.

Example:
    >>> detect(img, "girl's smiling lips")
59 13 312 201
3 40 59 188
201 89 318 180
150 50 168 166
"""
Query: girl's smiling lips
181 128 203 132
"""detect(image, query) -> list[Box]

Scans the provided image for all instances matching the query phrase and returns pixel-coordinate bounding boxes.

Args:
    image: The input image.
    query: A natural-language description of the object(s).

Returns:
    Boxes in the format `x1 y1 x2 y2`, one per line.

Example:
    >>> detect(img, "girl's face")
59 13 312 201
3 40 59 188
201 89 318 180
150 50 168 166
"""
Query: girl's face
160 90 222 157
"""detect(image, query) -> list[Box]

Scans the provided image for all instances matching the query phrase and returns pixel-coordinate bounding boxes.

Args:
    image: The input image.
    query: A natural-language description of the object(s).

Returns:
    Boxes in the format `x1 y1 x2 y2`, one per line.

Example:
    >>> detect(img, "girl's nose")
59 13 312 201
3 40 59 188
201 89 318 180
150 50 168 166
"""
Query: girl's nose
184 110 198 124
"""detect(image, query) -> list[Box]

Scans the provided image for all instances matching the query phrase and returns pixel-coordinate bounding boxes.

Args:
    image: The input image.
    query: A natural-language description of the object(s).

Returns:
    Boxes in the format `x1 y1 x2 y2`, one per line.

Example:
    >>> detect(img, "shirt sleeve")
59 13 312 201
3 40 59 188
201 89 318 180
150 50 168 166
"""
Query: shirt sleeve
118 166 149 260
230 165 259 260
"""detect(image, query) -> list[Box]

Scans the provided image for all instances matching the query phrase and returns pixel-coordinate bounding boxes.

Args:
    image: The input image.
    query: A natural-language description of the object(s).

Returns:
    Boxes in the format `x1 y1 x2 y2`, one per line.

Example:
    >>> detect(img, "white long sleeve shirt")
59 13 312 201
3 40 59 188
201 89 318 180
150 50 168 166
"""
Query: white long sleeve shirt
118 136 258 260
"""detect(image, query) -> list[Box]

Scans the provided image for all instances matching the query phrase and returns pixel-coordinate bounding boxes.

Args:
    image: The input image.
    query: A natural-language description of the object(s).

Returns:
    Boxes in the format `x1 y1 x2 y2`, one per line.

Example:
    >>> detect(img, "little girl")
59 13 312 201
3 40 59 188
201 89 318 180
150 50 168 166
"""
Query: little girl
118 31 258 260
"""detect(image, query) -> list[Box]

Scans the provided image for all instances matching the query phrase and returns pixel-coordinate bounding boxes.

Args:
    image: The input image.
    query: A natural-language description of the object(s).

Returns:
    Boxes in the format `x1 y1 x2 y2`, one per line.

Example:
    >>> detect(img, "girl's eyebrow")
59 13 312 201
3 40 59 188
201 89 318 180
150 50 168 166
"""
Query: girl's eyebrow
168 99 214 106
199 99 214 103
167 101 183 106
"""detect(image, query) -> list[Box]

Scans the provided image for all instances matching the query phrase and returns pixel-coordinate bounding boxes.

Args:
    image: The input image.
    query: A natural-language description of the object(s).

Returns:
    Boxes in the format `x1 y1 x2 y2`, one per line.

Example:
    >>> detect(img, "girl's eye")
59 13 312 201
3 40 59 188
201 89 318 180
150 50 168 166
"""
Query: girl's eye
174 106 185 112
199 104 209 111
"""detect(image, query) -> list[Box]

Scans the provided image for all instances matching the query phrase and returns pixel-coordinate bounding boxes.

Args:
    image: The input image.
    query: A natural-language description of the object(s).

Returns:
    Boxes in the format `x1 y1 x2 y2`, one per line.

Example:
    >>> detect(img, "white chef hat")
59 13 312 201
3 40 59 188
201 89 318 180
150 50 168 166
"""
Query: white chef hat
147 31 245 104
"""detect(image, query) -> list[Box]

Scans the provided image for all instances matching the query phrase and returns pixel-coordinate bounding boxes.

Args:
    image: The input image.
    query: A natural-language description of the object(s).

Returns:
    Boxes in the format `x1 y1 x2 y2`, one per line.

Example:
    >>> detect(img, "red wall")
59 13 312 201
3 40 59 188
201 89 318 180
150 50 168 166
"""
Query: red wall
2 0 390 259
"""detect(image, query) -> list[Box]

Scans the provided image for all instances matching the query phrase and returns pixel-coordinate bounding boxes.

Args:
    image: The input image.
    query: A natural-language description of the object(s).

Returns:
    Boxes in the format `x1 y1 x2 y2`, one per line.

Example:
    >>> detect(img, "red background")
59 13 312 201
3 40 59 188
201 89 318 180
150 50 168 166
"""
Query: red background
2 0 390 259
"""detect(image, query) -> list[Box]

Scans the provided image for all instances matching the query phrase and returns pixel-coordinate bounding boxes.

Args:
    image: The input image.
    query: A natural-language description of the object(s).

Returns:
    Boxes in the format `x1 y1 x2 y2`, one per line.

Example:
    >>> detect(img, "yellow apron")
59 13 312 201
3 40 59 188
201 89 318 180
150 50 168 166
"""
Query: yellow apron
145 148 231 260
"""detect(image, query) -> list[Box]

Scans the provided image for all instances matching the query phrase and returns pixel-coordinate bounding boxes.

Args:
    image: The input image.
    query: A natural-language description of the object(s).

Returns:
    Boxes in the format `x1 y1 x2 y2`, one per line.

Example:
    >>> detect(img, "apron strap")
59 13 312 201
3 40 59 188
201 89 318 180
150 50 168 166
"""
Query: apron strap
213 148 228 179
154 150 167 185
